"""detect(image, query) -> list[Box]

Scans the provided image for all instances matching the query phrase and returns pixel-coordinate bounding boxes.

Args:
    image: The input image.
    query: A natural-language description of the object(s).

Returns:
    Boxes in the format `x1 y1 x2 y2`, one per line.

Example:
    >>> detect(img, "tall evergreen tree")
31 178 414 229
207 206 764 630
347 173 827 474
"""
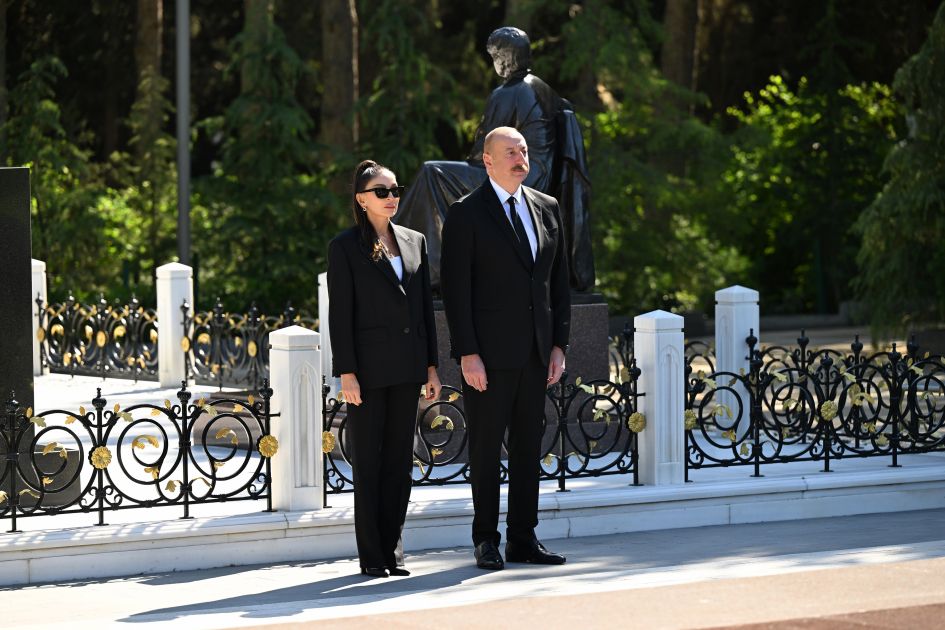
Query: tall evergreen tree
856 4 945 333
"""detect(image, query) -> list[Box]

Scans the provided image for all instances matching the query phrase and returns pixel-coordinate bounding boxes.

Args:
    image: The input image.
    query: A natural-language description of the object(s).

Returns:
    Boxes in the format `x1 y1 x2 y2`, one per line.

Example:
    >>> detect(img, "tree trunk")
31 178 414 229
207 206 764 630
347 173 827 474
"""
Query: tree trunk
0 0 7 131
101 4 128 157
661 0 698 93
133 0 164 159
242 0 273 95
319 0 358 152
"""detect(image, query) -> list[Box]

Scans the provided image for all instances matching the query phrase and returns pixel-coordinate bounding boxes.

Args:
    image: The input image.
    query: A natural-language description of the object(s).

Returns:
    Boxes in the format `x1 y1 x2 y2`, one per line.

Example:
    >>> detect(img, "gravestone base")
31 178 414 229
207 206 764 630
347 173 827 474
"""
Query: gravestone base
432 295 610 391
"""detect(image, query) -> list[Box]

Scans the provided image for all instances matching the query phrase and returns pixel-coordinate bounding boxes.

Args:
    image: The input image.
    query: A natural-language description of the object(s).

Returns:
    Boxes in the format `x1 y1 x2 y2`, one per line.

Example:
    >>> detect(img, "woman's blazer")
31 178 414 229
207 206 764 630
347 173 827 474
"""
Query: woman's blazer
327 224 438 389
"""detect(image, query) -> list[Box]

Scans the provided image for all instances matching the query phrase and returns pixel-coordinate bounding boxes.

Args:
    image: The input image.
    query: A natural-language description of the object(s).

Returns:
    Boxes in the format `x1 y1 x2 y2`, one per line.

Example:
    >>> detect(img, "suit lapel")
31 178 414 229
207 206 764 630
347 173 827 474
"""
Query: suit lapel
358 233 406 295
481 182 534 272
392 224 419 289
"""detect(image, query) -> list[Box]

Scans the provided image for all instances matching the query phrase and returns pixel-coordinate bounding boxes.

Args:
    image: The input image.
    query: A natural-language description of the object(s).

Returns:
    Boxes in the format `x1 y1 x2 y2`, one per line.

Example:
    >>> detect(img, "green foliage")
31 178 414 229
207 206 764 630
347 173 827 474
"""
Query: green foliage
717 76 900 314
2 1 939 328
100 67 179 304
194 16 338 312
856 4 945 333
0 57 111 299
357 0 472 178
536 0 746 315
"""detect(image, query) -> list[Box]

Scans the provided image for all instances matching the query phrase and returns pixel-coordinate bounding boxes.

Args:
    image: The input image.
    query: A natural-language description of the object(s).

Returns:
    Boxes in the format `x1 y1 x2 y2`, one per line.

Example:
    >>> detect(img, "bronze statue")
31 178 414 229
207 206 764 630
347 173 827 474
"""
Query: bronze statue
395 26 595 292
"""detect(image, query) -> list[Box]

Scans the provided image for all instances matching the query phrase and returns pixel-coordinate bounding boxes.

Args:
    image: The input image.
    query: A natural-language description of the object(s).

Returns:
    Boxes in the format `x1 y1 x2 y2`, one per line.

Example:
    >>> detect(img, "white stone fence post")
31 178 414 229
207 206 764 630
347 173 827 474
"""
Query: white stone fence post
31 259 47 376
269 326 324 511
714 285 759 436
156 263 194 387
634 310 685 486
317 271 339 397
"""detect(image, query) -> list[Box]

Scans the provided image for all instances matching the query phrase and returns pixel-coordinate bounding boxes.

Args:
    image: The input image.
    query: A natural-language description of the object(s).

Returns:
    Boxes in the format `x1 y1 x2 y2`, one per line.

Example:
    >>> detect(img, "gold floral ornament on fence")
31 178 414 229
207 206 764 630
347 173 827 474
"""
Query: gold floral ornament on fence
181 336 191 352
627 411 646 433
322 431 336 454
258 434 279 458
430 415 454 431
820 400 838 422
684 409 698 430
91 446 112 469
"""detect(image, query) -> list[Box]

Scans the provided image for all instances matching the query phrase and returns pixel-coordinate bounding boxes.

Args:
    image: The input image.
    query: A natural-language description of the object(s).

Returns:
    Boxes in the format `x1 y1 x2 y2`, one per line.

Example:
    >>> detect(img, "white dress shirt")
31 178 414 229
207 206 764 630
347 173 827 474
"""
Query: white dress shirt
489 178 537 260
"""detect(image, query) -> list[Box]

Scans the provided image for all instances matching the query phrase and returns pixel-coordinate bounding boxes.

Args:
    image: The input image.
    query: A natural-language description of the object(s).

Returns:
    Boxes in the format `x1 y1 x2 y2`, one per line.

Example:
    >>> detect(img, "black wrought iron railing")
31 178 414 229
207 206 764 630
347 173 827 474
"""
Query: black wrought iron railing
0 382 275 532
685 330 945 479
37 294 159 381
182 299 317 390
322 339 644 496
36 292 317 391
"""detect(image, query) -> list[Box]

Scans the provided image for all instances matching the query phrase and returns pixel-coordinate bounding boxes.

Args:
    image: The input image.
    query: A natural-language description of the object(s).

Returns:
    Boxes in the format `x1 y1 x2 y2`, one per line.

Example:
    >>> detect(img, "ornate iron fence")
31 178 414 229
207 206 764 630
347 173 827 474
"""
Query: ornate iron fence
182 299 317 390
685 330 945 479
0 382 275 532
36 294 159 381
322 340 644 496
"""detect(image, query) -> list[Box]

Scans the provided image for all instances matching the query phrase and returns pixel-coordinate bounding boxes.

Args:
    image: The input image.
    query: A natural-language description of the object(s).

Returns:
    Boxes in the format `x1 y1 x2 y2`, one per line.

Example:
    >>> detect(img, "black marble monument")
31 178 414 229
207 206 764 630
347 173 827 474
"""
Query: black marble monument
0 167 34 412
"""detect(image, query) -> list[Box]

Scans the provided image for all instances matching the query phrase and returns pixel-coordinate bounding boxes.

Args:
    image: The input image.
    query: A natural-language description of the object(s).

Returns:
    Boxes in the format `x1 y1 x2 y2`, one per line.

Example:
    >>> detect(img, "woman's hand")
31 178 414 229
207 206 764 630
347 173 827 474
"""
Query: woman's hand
340 373 362 406
424 366 442 400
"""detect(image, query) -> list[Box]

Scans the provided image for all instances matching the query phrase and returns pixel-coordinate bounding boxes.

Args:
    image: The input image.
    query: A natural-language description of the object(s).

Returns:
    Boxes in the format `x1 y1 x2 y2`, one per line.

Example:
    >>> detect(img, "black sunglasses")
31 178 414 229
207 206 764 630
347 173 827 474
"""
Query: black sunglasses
359 186 406 199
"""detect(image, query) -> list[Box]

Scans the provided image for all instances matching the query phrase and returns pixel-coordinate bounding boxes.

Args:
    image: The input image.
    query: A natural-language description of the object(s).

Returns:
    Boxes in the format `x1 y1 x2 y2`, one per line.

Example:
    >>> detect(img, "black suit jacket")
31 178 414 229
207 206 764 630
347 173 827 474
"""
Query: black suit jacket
327 224 438 389
440 179 570 369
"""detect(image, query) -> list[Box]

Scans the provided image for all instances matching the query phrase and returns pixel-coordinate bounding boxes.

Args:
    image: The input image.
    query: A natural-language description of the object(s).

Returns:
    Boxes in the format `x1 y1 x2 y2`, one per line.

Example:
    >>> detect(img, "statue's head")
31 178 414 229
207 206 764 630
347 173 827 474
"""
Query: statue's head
486 27 531 79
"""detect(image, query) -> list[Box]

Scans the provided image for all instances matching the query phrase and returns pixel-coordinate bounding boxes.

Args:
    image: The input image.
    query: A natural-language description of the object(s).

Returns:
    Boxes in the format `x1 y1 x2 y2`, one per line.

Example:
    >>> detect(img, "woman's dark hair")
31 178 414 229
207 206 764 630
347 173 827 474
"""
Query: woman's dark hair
351 159 393 260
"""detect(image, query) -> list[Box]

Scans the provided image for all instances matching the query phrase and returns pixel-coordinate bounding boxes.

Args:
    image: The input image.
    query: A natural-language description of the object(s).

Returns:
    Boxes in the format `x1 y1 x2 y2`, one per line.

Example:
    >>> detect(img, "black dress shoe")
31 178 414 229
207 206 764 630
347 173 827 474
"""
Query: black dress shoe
360 567 389 578
387 567 411 576
474 541 505 570
505 539 567 565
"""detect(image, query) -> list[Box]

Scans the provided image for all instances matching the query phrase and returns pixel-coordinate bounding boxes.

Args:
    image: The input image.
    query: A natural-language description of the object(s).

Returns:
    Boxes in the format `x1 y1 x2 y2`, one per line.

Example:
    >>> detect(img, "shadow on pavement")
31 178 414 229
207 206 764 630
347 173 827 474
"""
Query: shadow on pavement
122 564 481 624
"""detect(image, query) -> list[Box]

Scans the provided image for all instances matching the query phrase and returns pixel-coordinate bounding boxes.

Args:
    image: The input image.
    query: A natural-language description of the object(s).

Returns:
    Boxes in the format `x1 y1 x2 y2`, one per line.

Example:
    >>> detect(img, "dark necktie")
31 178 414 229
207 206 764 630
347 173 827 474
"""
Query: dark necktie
507 196 534 271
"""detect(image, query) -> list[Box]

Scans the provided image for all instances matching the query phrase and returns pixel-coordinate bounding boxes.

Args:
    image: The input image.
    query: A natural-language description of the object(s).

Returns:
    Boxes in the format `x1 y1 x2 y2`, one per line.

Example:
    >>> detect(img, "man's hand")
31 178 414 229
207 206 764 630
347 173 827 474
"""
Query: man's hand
461 354 488 392
547 346 566 386
340 373 362 406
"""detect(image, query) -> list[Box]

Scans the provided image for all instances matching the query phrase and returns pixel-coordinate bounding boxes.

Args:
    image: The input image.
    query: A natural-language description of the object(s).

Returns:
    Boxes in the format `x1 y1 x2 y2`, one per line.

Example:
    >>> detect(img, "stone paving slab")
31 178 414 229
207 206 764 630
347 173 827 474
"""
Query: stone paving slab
255 556 945 630
3 508 945 629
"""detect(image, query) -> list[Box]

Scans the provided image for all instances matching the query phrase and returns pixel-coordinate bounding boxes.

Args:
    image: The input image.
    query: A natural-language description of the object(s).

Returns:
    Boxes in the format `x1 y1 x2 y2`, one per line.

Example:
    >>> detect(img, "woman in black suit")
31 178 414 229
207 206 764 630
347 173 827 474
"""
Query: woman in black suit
328 160 441 578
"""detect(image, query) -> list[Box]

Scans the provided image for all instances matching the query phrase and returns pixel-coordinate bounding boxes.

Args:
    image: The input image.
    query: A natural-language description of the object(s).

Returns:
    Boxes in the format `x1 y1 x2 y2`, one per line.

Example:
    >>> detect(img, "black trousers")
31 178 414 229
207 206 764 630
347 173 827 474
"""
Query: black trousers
463 343 546 546
347 381 421 569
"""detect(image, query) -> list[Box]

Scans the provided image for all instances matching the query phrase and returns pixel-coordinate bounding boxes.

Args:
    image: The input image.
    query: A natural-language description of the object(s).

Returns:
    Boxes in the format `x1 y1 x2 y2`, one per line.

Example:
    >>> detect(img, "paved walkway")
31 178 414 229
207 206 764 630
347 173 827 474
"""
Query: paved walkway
4 508 945 629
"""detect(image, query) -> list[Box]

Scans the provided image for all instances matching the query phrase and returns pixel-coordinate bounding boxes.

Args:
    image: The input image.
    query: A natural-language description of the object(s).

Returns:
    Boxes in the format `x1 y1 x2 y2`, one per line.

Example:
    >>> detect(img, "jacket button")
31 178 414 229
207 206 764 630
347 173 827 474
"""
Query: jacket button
528 305 533 311
403 327 410 334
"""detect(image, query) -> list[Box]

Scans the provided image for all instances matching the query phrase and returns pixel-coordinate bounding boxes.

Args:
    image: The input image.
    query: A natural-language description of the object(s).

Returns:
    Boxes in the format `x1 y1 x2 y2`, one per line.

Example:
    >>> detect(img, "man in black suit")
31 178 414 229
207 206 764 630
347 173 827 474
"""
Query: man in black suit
441 126 571 570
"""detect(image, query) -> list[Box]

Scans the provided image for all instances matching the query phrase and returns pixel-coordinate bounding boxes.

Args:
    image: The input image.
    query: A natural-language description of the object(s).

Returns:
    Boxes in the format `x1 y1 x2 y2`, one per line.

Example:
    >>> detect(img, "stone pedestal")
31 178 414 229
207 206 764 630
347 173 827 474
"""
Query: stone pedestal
433 297 610 389
269 326 323 511
31 259 47 376
715 285 759 436
318 271 340 397
156 263 193 387
634 310 685 486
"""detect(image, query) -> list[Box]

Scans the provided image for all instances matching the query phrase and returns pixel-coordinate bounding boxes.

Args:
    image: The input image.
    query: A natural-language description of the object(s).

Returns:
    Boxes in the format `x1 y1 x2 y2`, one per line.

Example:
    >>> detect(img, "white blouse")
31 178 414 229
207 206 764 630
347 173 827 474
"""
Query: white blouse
389 255 403 281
